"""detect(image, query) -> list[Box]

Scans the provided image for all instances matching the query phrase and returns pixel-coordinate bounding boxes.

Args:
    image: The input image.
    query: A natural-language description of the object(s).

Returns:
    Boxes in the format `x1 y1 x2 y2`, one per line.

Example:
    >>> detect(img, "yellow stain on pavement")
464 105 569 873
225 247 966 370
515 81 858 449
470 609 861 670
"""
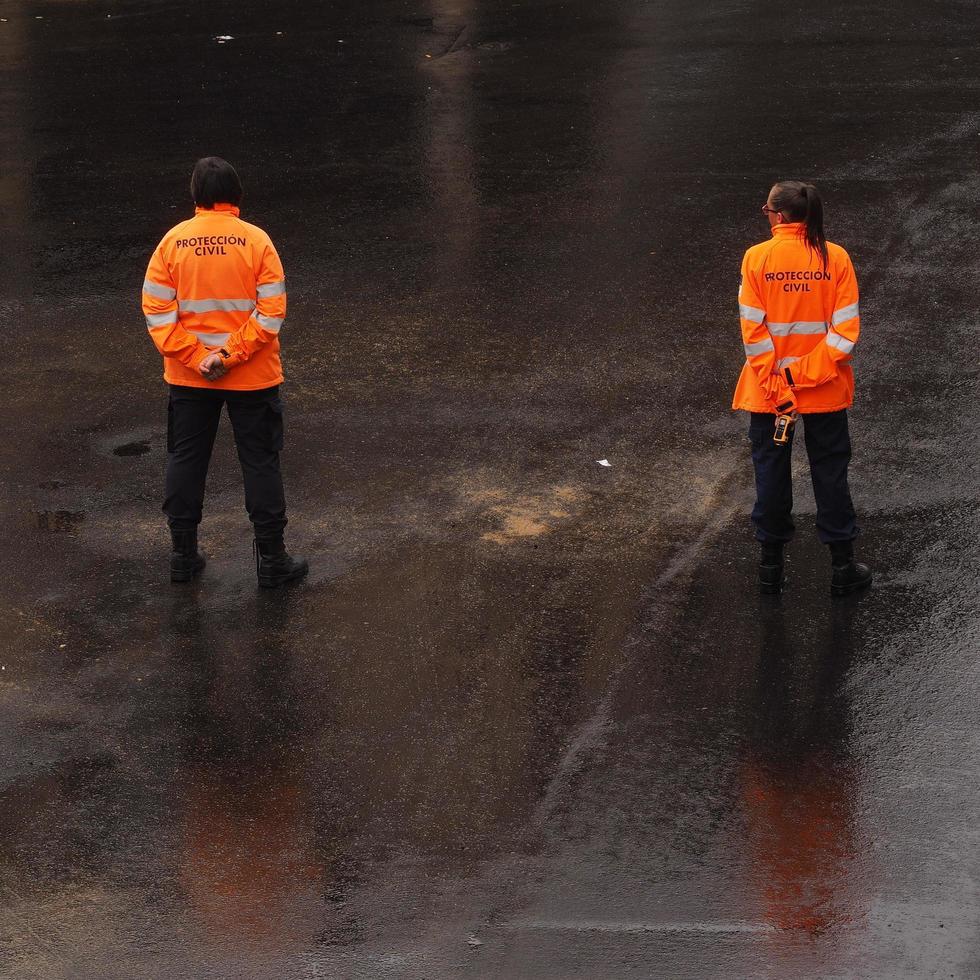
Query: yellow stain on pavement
475 484 583 545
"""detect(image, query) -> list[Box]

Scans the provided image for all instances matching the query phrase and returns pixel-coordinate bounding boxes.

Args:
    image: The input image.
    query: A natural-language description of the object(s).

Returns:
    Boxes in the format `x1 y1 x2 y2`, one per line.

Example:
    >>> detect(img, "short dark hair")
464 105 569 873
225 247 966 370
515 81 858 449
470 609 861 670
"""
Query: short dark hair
190 157 243 208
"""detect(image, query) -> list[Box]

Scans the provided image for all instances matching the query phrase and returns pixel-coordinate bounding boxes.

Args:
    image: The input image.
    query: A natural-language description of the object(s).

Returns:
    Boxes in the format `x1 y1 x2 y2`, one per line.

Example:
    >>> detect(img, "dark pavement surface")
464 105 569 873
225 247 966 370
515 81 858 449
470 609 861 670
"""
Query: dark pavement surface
2 1 980 977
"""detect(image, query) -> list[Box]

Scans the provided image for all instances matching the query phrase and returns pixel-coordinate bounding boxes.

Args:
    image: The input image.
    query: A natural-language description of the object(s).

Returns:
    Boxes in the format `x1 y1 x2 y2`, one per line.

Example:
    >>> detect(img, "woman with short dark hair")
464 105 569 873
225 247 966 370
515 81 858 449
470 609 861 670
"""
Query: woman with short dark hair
141 156 307 587
190 156 243 209
733 181 871 596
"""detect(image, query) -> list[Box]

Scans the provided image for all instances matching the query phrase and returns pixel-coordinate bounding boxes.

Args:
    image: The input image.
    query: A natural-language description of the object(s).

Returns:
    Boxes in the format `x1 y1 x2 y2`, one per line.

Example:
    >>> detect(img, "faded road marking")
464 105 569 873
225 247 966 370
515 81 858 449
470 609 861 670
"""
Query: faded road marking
531 463 744 829
501 918 777 935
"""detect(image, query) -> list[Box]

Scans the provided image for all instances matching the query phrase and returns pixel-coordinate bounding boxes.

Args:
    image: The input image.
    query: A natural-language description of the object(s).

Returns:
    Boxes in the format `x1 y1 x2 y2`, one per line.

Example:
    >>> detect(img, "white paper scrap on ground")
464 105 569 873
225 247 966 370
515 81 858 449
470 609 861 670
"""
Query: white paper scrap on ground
466 936 483 947
215 35 234 41
596 458 611 467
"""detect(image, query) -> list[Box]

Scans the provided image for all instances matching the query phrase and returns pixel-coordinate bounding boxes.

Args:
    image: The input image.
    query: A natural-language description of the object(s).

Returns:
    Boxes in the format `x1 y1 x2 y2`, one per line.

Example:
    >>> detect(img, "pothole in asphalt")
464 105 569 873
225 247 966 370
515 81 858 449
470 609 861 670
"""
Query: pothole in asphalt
113 440 151 457
35 510 85 533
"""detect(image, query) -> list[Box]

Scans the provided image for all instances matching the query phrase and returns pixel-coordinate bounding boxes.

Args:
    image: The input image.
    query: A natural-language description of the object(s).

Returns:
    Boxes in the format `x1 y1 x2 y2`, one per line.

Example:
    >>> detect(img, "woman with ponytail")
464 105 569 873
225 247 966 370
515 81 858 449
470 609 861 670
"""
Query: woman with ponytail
733 181 871 596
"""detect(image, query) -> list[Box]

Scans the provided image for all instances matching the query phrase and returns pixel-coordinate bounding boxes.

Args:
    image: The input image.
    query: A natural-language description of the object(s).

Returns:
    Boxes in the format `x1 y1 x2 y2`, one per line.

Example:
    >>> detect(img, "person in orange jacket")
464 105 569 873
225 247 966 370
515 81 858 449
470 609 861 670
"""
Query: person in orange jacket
142 157 308 587
734 181 871 596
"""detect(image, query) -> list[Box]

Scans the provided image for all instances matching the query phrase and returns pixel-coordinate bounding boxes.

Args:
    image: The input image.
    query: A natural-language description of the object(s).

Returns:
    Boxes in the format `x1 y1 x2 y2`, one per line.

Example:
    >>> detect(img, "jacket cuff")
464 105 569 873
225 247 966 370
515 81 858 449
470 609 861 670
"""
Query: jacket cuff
178 342 210 369
220 346 245 368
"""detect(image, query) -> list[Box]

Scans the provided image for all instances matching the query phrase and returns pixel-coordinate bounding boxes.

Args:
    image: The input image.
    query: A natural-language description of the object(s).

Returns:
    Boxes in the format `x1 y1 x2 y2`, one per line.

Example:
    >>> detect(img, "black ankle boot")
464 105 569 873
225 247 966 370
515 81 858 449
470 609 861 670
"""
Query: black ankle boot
254 536 309 589
829 540 872 597
170 528 205 583
759 542 784 594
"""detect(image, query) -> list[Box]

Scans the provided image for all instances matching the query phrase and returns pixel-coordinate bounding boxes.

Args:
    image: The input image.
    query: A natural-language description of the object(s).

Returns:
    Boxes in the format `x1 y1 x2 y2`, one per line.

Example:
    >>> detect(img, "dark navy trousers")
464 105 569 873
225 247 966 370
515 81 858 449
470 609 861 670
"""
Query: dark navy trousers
164 384 287 537
749 410 858 545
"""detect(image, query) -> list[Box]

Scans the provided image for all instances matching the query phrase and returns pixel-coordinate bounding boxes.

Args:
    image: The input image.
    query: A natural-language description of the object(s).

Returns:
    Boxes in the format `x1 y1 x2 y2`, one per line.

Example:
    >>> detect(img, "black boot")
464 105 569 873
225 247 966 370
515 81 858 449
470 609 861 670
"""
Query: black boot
829 540 872 597
254 535 309 589
759 542 784 594
170 528 205 583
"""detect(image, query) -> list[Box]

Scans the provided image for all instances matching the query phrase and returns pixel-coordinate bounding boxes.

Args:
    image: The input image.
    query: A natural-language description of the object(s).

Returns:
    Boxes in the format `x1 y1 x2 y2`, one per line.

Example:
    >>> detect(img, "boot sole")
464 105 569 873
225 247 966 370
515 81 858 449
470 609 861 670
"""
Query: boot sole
258 567 309 589
831 577 872 597
171 561 205 584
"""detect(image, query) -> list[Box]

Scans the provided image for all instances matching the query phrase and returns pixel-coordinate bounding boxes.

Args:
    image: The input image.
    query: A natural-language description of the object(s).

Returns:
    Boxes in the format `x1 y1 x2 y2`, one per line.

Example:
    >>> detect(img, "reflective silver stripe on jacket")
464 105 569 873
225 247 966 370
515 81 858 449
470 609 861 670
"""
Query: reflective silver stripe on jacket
254 312 283 332
739 304 766 324
256 280 286 299
145 311 178 328
831 302 860 326
767 321 827 337
826 332 855 354
178 298 256 314
776 356 799 370
188 330 231 346
744 338 775 357
143 278 176 301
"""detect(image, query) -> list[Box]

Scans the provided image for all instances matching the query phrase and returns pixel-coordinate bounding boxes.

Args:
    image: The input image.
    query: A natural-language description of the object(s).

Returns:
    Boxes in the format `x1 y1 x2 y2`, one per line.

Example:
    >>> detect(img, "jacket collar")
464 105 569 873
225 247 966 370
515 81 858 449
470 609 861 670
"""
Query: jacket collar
772 222 804 237
194 203 241 217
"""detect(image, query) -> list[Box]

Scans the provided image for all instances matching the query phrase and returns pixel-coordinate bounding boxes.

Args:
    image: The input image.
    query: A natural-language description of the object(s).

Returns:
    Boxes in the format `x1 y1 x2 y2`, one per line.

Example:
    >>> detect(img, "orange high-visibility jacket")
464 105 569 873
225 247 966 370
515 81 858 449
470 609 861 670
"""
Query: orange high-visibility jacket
141 204 286 390
732 223 860 414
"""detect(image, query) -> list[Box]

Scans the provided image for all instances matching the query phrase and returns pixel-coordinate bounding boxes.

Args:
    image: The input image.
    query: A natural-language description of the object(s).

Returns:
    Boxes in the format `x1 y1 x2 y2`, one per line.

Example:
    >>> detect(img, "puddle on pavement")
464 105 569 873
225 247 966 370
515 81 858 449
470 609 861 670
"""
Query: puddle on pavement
35 510 85 533
113 440 151 457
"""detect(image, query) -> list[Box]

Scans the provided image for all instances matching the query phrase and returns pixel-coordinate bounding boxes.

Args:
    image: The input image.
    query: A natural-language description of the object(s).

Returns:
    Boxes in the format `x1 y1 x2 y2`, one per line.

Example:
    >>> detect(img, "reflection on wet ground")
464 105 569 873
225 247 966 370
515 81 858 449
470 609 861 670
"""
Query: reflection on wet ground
33 510 86 533
2 0 980 976
112 441 151 458
743 603 859 939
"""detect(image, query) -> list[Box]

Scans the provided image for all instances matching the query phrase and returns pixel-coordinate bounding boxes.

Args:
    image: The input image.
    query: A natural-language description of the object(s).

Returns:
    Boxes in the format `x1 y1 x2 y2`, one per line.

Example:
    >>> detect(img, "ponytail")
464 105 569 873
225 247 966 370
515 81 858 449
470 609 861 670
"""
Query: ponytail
771 180 829 270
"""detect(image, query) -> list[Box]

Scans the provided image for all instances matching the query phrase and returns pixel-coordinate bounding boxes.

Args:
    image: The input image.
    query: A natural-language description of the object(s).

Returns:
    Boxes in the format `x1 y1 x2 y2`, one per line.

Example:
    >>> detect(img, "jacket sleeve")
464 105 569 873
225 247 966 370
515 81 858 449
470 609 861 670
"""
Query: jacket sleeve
784 251 860 390
142 242 209 369
739 253 795 411
221 240 286 368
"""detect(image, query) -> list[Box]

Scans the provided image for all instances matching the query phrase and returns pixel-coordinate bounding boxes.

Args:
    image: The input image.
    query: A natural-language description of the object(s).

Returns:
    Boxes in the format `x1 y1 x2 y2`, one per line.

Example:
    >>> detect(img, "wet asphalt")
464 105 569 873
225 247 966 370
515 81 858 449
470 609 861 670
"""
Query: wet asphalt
2 0 980 977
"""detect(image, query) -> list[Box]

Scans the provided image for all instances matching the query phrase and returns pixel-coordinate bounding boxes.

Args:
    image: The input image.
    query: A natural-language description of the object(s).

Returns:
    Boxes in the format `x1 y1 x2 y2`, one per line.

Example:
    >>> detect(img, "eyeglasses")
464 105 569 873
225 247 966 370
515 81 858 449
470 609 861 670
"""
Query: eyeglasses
761 205 781 216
